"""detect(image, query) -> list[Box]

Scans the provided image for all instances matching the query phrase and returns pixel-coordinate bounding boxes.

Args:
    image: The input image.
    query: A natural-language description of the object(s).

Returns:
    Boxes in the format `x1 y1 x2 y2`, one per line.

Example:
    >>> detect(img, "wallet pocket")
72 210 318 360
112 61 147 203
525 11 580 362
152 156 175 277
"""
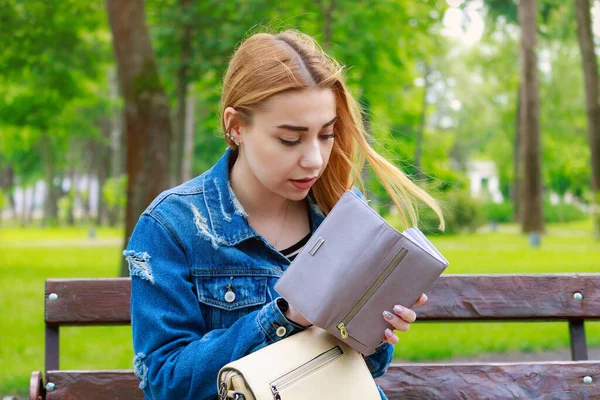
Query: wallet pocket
336 247 408 341
270 345 343 399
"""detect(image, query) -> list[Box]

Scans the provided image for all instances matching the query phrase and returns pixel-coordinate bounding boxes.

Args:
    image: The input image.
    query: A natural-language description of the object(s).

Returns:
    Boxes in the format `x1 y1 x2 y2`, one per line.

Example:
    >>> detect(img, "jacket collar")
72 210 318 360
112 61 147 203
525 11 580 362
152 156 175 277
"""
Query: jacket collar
202 147 326 247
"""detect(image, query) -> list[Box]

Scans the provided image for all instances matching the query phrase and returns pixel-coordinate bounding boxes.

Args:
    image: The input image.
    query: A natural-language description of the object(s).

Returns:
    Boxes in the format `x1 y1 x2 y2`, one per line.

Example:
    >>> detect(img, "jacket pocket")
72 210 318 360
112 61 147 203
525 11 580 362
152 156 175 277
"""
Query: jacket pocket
194 275 267 330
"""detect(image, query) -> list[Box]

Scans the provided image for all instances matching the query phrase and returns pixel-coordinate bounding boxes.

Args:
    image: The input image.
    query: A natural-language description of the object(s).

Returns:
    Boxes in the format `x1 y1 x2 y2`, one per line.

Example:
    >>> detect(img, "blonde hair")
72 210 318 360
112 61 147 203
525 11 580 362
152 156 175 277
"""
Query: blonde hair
220 29 445 231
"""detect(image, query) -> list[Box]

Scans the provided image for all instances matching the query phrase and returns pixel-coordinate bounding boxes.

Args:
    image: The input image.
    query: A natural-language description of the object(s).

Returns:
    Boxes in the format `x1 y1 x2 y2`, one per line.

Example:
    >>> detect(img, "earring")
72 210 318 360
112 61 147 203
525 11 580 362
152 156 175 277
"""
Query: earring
226 132 240 146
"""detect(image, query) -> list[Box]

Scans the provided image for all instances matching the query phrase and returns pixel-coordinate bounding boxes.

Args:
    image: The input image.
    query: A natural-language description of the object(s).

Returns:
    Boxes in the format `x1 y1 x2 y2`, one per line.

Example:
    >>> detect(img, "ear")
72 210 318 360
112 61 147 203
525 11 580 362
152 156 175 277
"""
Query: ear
223 107 239 133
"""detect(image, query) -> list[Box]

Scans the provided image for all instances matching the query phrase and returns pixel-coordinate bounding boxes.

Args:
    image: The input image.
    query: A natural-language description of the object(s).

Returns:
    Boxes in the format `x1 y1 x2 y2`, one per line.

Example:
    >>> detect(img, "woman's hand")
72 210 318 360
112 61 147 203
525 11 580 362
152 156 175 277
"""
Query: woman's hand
284 303 313 327
381 293 428 345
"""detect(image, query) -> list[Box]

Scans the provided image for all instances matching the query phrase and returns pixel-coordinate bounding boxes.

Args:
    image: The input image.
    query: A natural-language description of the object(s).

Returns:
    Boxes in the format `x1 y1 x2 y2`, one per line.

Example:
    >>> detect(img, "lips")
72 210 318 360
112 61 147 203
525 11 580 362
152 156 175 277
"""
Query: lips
290 177 317 190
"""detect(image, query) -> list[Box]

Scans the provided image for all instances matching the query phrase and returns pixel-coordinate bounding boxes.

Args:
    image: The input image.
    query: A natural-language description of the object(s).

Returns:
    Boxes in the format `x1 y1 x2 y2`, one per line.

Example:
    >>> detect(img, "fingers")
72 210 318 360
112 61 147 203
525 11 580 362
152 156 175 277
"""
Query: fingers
382 309 411 331
393 304 417 323
384 328 399 344
381 303 418 344
414 293 428 307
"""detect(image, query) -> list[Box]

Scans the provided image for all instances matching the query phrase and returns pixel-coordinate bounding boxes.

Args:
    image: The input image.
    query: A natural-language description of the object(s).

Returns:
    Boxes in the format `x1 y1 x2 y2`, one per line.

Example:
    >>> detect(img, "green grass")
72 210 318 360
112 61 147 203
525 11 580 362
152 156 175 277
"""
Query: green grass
1 220 599 396
1 226 129 397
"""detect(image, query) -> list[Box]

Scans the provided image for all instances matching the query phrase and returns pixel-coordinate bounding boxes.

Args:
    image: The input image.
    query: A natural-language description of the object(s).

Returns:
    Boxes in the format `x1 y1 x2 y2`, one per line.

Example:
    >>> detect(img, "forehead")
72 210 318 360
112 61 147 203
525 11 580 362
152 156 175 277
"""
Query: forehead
258 88 337 124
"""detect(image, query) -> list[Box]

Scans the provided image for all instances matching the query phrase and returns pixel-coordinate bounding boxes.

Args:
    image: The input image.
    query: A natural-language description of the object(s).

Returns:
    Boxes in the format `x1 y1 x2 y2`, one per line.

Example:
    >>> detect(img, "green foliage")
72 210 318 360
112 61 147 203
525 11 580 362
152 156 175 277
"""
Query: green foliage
543 202 587 223
417 188 486 235
102 175 127 226
0 0 596 239
480 200 587 224
0 0 113 199
58 191 75 224
484 201 514 223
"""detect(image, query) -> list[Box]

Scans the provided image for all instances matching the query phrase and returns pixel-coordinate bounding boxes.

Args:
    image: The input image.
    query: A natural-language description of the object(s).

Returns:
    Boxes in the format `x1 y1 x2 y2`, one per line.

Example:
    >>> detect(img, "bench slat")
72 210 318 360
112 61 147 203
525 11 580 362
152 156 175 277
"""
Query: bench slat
376 361 600 399
42 363 599 400
45 370 144 400
417 274 600 320
45 279 131 325
45 274 600 325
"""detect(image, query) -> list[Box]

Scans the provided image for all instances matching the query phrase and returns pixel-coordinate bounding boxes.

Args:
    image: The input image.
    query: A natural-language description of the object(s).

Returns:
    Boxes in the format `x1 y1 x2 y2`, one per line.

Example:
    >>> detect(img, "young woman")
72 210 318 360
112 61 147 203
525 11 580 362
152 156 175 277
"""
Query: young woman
125 29 444 400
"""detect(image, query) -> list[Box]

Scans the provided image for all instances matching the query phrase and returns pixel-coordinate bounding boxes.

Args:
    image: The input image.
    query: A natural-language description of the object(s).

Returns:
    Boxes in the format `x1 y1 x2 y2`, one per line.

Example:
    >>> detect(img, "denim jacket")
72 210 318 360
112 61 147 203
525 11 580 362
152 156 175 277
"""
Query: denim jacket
125 147 394 400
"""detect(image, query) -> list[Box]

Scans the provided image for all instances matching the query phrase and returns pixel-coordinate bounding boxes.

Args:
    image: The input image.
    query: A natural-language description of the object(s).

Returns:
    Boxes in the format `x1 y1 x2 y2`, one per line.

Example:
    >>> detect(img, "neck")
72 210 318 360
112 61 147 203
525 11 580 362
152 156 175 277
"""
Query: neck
229 151 290 218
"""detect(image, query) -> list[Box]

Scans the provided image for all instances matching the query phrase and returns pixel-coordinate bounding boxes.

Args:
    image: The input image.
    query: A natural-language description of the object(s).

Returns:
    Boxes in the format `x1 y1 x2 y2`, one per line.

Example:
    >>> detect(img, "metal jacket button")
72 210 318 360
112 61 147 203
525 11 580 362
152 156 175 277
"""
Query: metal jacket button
276 326 287 337
224 284 236 303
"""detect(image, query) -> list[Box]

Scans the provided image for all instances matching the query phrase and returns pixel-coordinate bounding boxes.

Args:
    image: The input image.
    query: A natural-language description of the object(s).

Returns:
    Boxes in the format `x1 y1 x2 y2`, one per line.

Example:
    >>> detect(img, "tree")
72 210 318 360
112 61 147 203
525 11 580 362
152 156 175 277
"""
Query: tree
0 1 108 225
106 0 173 276
518 0 545 237
171 0 193 186
575 0 600 239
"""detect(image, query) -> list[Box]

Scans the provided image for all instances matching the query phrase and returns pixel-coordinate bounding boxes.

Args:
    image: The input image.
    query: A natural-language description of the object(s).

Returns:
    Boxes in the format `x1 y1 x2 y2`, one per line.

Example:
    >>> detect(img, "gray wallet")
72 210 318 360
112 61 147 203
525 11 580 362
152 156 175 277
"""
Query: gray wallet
275 190 449 355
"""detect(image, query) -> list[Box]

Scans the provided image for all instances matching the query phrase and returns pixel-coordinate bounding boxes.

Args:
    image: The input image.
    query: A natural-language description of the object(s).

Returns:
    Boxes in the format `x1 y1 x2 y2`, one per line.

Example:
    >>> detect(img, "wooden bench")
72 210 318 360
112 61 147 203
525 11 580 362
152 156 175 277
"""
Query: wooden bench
30 274 600 399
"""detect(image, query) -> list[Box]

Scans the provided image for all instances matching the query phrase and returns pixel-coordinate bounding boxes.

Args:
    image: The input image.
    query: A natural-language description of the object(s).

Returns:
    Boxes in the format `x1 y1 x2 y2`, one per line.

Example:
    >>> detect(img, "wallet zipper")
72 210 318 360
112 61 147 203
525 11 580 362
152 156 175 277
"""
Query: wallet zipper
337 247 408 340
270 346 342 399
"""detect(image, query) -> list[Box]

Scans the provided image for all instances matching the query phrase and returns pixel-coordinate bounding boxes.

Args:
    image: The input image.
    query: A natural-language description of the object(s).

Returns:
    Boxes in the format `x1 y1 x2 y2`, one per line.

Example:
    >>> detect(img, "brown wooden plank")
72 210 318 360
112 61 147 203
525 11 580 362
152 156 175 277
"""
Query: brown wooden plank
45 370 143 400
45 279 131 325
418 274 600 321
43 363 599 399
376 361 600 399
44 274 600 325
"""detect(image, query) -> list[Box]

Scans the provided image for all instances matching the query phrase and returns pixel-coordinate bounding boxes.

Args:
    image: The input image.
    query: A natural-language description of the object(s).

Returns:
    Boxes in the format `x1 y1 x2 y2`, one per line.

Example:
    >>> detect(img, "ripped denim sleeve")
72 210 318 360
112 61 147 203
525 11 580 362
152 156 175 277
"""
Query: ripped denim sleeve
133 352 149 389
123 250 155 285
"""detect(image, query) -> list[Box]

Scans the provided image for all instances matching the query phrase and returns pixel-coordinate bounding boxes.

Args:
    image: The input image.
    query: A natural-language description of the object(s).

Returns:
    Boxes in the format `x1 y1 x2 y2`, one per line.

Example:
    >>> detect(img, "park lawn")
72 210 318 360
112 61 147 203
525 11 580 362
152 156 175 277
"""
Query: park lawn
1 221 599 396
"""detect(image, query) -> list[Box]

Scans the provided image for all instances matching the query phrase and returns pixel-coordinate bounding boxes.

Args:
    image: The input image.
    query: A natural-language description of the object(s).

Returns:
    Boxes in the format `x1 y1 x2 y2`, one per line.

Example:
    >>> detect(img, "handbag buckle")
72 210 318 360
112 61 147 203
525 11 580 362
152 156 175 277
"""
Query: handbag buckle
218 381 227 400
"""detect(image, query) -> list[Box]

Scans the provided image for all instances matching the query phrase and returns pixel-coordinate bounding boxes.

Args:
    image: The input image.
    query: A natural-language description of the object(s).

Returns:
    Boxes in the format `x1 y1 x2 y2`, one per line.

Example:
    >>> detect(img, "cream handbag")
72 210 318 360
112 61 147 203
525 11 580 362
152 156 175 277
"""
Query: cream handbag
217 326 381 400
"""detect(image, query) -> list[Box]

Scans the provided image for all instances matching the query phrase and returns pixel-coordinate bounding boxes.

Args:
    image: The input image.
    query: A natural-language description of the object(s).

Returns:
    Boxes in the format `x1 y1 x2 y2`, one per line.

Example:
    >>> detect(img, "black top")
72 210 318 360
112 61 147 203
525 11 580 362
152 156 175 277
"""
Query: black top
280 230 312 261
280 204 313 262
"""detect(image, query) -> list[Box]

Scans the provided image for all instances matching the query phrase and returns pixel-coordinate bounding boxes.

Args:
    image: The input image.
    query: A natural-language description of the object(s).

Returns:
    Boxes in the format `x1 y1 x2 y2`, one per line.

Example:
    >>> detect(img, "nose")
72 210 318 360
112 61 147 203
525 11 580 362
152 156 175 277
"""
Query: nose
300 142 323 170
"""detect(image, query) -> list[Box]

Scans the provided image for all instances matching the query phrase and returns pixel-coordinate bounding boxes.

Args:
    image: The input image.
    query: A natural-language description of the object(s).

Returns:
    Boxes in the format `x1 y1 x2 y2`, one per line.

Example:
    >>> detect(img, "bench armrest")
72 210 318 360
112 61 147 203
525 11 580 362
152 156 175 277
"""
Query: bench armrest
30 371 44 400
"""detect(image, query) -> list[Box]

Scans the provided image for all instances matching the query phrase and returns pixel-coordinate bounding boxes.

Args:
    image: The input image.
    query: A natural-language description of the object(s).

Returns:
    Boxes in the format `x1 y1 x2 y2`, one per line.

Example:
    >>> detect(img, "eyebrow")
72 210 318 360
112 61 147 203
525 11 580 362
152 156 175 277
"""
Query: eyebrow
275 116 339 132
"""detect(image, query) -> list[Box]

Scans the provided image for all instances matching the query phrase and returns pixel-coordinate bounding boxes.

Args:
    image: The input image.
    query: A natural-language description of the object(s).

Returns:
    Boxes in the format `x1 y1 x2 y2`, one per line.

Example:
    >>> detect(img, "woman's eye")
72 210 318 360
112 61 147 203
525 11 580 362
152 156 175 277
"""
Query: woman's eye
280 138 301 146
279 133 335 147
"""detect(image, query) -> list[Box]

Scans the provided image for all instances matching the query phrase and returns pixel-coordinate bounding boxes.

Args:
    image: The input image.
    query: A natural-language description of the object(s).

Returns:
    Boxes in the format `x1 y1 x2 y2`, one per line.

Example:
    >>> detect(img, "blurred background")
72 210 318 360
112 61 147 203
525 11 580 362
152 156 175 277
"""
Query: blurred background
1 0 599 398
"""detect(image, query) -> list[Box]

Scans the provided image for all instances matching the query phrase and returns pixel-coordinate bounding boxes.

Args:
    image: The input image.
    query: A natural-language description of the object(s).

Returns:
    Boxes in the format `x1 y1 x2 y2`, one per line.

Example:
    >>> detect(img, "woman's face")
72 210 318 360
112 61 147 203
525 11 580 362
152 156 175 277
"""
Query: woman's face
229 88 337 201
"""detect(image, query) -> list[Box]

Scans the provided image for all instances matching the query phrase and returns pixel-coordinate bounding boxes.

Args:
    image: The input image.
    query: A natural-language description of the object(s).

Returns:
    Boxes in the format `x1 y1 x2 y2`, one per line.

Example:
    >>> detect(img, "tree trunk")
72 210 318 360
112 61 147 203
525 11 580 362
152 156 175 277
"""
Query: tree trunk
40 134 59 226
317 0 336 48
0 166 14 222
182 85 195 182
512 83 522 222
84 140 96 223
518 0 545 236
67 167 76 226
29 183 37 226
415 64 429 182
20 186 29 227
109 68 124 178
575 0 600 240
171 0 192 186
106 0 173 277
96 116 112 226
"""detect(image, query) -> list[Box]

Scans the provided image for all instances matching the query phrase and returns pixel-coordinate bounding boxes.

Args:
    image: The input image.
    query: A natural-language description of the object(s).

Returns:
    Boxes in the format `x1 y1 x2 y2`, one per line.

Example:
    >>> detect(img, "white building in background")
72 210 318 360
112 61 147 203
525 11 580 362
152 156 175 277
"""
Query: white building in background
467 160 504 203
3 175 101 220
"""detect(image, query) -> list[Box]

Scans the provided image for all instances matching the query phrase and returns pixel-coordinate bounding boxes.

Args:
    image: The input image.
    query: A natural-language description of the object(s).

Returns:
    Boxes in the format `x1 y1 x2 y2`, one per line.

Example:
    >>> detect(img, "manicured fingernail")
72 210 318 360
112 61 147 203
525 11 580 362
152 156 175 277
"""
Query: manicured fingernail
394 305 404 314
423 294 428 302
385 328 394 338
383 311 394 320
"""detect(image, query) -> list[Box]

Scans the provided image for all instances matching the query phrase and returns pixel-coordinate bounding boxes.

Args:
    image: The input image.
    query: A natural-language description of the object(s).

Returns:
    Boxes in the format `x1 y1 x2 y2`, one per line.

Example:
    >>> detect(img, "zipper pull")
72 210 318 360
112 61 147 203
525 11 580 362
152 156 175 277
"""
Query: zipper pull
337 322 349 339
271 384 281 400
